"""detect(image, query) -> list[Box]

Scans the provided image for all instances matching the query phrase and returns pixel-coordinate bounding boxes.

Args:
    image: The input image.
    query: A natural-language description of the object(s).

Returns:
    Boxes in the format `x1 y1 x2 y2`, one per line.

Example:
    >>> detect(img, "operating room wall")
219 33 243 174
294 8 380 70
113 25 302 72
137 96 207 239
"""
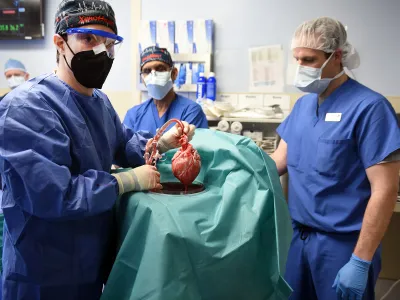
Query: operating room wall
1 0 400 117
142 0 400 96
0 0 135 118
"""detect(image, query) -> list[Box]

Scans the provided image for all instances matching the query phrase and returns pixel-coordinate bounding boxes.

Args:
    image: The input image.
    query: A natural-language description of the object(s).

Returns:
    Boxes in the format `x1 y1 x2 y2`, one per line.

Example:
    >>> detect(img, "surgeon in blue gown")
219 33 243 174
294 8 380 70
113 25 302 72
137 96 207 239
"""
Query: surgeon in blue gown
0 1 195 299
271 17 400 300
123 46 208 135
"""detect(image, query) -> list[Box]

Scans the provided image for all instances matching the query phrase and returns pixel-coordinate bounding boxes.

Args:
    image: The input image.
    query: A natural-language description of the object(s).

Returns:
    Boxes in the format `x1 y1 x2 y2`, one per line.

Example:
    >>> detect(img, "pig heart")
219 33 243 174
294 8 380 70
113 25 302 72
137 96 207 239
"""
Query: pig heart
172 143 201 186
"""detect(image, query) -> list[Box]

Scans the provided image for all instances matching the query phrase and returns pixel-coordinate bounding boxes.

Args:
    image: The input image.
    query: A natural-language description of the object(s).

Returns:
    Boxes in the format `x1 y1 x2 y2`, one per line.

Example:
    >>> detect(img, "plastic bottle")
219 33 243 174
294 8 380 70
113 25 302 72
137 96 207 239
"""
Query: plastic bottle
178 64 186 86
206 72 216 101
196 72 206 100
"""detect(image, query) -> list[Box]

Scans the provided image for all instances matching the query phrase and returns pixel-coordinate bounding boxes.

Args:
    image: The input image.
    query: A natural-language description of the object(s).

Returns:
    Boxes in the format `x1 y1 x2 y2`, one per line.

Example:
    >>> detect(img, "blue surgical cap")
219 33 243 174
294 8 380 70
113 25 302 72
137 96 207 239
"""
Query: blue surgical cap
4 59 27 73
141 46 173 68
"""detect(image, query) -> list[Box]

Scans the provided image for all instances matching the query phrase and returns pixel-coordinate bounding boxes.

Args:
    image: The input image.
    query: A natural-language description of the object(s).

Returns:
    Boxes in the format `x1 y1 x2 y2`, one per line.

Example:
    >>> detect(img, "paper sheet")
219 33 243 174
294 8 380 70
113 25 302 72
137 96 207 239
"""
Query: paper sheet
249 45 284 93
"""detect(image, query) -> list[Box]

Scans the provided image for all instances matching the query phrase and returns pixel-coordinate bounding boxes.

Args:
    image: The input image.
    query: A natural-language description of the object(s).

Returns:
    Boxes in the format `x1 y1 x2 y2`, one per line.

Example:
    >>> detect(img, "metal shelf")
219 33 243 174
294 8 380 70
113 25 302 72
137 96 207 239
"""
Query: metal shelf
174 84 197 93
206 116 284 124
171 53 212 65
206 117 220 121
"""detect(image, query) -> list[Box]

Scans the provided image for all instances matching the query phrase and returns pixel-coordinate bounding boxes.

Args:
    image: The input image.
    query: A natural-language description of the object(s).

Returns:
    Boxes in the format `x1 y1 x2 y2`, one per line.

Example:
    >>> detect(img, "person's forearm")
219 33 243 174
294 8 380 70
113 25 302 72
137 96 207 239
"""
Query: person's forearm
354 190 397 261
270 153 287 176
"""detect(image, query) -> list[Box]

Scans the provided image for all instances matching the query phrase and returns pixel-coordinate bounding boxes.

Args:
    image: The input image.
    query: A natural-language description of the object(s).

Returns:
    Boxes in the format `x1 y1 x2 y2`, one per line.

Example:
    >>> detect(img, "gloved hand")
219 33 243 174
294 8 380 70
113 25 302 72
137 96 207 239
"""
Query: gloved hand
112 165 162 195
332 254 371 300
157 121 196 153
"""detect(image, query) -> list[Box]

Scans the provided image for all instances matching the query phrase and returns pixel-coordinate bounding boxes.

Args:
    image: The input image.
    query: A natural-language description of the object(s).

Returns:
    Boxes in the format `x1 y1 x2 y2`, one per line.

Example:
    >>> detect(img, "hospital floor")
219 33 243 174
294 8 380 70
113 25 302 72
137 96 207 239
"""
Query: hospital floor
375 279 400 299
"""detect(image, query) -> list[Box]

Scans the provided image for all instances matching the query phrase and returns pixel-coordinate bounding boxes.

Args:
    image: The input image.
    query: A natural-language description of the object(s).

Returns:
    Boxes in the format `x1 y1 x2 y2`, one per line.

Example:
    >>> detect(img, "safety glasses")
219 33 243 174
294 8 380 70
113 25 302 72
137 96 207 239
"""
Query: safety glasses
65 28 124 59
140 66 173 77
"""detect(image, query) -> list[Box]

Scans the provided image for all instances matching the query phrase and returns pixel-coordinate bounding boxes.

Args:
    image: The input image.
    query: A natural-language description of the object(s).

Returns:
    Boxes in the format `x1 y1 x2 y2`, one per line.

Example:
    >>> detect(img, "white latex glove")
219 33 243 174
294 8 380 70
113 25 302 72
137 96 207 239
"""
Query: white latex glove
157 121 196 153
112 165 162 195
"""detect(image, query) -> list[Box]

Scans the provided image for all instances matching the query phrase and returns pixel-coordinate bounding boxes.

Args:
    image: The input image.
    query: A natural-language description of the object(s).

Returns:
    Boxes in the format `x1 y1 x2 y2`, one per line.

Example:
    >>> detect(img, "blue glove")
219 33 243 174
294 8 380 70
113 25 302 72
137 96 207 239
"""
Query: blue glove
332 254 371 300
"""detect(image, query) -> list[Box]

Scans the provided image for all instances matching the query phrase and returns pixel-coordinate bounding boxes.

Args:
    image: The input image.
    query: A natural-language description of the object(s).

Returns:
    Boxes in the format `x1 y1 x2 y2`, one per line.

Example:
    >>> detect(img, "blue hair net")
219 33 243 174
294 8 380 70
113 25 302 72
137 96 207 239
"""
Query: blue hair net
4 59 27 73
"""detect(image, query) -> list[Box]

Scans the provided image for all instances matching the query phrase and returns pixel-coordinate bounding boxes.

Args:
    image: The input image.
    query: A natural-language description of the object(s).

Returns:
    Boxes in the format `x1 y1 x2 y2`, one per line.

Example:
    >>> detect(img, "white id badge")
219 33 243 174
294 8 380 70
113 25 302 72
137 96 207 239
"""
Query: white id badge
325 113 342 122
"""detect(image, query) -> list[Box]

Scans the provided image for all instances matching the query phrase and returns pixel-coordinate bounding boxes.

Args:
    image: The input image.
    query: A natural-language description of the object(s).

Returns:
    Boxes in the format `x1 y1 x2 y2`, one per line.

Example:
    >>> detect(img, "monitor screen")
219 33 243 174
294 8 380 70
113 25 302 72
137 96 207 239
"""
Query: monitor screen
0 0 44 40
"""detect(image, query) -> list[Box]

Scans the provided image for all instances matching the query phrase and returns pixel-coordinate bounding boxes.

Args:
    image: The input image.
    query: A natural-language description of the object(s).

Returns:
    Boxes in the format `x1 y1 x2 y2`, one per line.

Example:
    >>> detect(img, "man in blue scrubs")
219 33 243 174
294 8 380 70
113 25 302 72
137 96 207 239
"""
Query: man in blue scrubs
123 46 208 135
271 17 400 300
0 59 29 101
0 1 195 299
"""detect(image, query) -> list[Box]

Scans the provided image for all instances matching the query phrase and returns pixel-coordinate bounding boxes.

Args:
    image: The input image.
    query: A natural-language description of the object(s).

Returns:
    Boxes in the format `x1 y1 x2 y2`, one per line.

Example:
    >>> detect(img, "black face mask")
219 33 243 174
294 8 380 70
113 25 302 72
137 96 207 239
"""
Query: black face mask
63 42 114 89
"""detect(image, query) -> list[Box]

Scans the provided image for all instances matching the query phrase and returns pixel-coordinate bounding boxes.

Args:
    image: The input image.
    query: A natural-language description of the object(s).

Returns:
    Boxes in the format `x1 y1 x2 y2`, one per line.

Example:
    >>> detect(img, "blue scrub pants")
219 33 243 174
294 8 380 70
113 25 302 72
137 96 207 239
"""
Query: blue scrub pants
285 226 381 300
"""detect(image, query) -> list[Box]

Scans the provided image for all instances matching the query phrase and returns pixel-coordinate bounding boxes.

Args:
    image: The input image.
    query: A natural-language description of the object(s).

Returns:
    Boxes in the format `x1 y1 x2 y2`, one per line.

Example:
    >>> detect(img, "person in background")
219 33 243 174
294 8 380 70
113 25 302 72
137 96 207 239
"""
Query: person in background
123 46 208 135
0 59 29 101
271 17 400 300
0 0 195 299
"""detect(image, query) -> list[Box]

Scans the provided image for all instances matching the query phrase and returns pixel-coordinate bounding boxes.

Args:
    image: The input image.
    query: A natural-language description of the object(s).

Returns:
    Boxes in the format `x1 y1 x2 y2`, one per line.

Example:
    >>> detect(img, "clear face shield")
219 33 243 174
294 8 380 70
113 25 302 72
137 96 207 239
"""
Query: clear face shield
65 28 124 59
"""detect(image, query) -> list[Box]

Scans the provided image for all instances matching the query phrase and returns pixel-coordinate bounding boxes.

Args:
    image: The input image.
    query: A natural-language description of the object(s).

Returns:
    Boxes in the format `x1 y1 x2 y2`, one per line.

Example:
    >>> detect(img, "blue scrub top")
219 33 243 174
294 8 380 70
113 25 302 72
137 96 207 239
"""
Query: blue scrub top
277 78 400 233
123 94 208 135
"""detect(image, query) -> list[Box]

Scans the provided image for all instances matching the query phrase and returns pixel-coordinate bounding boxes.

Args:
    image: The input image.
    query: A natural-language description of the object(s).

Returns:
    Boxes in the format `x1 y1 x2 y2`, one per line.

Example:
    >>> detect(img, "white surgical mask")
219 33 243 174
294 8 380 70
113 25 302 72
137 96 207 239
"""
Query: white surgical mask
143 71 173 100
7 75 26 89
294 53 345 94
7 75 25 89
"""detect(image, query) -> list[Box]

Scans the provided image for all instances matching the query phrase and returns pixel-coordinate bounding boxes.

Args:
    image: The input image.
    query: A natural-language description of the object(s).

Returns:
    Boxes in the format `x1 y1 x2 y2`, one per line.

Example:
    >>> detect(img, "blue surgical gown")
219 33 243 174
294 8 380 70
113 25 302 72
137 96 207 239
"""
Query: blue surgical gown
277 78 400 233
0 73 151 300
123 94 208 135
0 93 6 102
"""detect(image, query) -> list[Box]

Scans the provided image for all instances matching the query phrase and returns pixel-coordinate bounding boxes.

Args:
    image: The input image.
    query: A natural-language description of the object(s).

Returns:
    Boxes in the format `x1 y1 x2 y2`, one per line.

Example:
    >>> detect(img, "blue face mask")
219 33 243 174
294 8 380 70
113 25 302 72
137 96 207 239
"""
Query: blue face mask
294 53 345 94
143 71 173 100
